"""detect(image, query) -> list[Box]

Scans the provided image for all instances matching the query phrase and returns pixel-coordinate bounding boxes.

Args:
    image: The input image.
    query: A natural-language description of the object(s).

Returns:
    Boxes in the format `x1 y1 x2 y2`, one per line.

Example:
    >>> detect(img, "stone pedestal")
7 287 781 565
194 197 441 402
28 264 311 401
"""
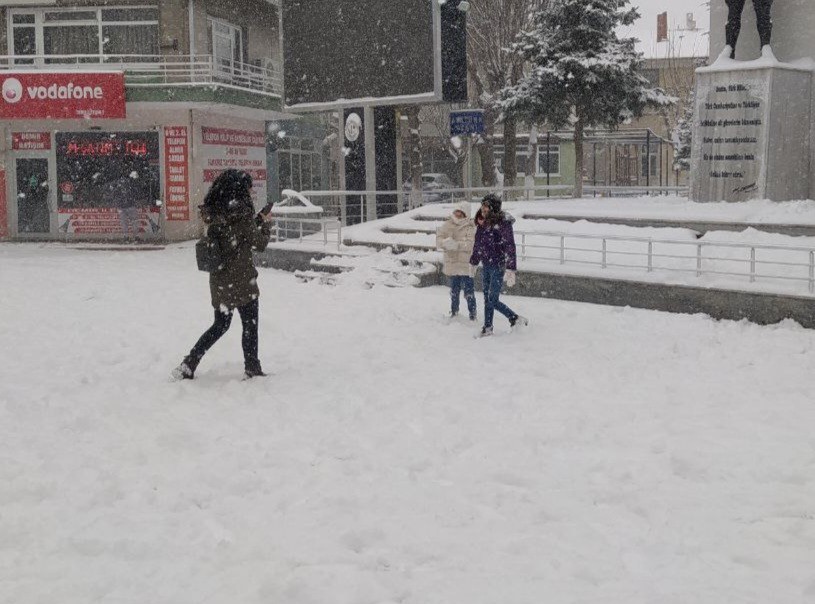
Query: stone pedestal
690 64 812 202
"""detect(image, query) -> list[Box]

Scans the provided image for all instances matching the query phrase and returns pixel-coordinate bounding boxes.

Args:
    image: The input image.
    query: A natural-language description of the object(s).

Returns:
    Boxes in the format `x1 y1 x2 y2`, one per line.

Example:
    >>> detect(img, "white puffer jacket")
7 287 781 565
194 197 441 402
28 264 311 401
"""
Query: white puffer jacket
436 217 476 276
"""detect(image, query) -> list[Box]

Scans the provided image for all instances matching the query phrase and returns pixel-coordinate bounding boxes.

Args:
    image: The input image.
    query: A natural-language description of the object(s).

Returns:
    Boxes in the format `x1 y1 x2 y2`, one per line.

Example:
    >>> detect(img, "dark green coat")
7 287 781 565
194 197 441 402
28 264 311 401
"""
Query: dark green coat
207 207 272 310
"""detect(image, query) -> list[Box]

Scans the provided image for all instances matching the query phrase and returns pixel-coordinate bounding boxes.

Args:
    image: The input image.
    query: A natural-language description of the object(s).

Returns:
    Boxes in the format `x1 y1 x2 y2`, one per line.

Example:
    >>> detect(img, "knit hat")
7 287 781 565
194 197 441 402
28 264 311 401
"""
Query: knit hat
452 202 470 218
482 193 502 213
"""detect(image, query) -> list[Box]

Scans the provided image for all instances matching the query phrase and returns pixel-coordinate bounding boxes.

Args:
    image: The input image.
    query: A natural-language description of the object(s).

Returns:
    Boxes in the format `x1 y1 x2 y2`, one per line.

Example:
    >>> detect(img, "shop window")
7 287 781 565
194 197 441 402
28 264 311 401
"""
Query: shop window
55 132 161 210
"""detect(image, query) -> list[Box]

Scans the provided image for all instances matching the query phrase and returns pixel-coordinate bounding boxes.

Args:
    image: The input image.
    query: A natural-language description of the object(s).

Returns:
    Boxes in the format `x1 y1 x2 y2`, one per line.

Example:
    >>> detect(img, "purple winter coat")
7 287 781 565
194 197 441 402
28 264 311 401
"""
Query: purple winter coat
470 213 517 270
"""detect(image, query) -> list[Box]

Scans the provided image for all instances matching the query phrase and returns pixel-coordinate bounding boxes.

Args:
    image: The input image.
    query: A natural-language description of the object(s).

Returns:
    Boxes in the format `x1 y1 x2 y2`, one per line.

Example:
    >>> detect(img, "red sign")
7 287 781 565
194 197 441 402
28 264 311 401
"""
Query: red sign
201 127 265 147
164 126 190 221
0 72 126 120
0 170 7 238
12 132 51 151
58 208 160 235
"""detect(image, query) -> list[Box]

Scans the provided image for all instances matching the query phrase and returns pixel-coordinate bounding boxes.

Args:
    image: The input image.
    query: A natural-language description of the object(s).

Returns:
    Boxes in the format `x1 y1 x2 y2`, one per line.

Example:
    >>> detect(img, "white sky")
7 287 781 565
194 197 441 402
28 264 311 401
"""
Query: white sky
623 0 711 58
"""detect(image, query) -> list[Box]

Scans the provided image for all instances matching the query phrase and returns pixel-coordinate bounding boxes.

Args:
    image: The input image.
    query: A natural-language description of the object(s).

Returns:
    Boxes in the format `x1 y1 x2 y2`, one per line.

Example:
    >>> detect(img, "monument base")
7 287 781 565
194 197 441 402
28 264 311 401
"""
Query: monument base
690 61 812 202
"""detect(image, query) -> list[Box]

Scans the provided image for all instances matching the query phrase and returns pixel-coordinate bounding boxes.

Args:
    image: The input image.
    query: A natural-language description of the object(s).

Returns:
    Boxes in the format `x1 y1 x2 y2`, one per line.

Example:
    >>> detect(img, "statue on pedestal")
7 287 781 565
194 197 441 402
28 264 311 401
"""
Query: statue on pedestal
722 0 774 60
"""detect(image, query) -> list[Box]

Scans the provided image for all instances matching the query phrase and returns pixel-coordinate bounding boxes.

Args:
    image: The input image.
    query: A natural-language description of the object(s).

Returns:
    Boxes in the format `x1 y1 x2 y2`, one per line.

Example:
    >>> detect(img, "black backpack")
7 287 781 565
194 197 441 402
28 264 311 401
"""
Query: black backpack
195 231 223 273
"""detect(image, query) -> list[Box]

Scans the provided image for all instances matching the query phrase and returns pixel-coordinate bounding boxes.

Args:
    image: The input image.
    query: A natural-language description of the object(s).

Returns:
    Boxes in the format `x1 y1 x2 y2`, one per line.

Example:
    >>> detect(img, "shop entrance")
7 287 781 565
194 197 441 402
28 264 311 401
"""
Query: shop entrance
16 158 50 234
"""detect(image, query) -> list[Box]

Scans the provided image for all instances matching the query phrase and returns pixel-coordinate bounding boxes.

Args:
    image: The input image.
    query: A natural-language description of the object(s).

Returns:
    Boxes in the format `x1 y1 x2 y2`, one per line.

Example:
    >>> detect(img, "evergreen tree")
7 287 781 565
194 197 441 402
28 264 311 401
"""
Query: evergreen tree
673 89 695 173
501 0 674 197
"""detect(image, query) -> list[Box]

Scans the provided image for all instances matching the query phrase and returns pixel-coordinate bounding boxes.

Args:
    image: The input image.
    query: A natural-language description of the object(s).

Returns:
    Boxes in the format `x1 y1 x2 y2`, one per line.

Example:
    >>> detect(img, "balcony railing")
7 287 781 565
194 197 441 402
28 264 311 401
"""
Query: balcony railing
0 54 282 97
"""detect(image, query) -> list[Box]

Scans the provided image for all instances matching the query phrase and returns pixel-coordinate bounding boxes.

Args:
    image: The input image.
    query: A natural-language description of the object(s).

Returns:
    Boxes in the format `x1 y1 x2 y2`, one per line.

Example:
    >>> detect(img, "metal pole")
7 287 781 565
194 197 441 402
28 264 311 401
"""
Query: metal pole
546 132 551 198
647 241 653 272
696 243 703 277
810 251 814 293
750 247 756 282
521 233 526 261
560 235 565 264
646 130 651 189
602 239 607 268
593 142 597 197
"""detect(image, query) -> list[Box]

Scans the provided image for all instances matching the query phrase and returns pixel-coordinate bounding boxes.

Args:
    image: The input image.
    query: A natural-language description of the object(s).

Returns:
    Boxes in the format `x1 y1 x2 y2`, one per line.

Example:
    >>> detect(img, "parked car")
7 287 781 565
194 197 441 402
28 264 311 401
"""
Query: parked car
403 173 456 205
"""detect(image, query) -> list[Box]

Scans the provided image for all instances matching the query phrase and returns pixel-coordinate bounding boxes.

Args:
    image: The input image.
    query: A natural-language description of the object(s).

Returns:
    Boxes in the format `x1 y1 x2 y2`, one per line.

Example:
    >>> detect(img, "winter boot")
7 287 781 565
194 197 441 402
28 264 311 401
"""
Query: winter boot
478 326 494 338
171 356 197 380
244 360 267 379
509 315 529 328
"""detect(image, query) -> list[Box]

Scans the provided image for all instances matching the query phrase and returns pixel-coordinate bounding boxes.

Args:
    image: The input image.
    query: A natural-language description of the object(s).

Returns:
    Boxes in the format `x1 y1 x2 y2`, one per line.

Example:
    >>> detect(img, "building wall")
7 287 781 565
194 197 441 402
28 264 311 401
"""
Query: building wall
191 0 279 66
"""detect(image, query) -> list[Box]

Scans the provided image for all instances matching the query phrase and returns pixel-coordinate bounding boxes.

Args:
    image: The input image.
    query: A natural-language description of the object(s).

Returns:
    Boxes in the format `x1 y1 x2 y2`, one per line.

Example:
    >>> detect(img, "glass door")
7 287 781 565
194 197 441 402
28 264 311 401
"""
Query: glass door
16 158 51 234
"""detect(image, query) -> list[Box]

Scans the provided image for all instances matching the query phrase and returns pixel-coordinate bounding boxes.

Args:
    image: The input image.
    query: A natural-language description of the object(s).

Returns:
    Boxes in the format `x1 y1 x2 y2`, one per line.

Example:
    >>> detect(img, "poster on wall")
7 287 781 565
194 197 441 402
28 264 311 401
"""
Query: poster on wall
164 126 190 221
55 131 161 235
200 127 268 205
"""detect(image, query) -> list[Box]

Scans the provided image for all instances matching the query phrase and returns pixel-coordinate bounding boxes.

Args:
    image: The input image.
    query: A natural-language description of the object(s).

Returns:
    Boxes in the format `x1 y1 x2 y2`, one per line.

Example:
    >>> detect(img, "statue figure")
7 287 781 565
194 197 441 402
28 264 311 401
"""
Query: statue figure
722 0 774 60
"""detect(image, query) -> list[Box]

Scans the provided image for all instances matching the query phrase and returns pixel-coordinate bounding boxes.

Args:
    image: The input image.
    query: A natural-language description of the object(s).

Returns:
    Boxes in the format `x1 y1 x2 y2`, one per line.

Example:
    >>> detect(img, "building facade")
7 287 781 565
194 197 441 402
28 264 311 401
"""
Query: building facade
0 0 289 242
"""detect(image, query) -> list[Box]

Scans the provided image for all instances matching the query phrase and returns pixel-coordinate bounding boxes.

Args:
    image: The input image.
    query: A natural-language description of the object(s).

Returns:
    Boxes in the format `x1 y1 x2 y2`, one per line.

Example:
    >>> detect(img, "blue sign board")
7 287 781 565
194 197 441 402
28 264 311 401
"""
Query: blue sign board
450 110 485 136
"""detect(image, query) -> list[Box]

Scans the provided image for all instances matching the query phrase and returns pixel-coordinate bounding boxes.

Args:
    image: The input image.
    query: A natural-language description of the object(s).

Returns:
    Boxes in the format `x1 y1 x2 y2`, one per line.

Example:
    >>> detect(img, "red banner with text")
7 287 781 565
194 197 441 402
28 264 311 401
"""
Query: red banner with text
164 126 190 221
0 72 126 119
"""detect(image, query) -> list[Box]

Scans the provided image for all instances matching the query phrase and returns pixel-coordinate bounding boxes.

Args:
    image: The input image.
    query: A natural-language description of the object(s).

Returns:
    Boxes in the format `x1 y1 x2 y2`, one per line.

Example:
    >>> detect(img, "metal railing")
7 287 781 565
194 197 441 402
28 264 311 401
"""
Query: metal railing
0 54 282 96
270 217 342 251
297 184 690 225
514 230 815 295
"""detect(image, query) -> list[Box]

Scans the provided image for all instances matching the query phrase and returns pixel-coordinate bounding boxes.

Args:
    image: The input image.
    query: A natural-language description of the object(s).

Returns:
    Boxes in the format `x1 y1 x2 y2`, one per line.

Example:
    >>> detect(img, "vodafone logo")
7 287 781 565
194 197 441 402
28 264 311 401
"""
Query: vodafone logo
2 78 23 104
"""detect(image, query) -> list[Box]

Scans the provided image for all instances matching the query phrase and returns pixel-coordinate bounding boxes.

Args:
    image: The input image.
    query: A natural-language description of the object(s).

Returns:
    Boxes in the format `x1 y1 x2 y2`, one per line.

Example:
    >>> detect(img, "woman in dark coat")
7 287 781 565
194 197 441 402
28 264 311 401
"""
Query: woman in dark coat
173 170 273 380
470 194 528 337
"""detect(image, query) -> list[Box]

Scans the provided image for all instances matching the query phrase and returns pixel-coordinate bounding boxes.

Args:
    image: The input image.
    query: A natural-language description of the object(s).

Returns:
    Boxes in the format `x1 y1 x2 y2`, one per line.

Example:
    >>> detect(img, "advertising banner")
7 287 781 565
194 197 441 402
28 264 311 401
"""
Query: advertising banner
164 126 190 221
12 132 51 151
200 126 268 205
58 207 161 235
0 72 126 119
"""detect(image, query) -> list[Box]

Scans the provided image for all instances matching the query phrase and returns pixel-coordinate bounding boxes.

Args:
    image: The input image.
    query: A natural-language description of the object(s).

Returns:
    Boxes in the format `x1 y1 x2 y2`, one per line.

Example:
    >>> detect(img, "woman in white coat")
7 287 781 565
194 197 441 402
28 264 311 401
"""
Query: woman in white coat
436 202 477 320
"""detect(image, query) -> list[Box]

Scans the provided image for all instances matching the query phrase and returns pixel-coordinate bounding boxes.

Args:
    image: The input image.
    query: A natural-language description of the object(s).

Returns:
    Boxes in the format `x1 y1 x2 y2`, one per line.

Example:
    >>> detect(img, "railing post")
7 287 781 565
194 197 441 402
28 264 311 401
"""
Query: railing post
602 239 607 269
521 233 526 261
750 247 756 283
696 243 703 277
647 241 653 272
560 236 565 265
299 220 304 243
809 251 814 293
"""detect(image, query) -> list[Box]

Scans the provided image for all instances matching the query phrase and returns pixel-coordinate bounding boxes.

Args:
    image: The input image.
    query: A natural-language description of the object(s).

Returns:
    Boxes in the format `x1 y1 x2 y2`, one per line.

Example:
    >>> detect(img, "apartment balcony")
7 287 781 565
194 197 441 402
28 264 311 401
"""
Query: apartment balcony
0 54 283 111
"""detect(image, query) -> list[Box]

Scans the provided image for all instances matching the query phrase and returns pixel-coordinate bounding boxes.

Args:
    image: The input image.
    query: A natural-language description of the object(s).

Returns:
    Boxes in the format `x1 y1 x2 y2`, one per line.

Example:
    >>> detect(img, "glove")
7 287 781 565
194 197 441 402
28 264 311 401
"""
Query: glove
441 238 458 251
504 270 516 287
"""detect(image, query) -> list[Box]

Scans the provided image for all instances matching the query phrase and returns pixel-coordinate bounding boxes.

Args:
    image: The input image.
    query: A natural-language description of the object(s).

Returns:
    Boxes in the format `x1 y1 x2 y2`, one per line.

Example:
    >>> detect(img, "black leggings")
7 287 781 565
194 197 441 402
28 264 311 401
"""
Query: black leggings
726 0 773 54
187 299 260 371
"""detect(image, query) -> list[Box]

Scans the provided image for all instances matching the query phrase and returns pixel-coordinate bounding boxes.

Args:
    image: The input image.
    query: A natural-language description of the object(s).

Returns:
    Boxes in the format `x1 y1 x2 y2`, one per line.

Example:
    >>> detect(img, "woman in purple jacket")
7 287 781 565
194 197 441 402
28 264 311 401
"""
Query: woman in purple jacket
470 194 528 337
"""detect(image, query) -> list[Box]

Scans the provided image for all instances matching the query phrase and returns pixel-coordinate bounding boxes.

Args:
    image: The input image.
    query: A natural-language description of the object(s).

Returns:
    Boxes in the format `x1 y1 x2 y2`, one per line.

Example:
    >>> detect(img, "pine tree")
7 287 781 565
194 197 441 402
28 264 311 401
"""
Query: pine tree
501 0 674 197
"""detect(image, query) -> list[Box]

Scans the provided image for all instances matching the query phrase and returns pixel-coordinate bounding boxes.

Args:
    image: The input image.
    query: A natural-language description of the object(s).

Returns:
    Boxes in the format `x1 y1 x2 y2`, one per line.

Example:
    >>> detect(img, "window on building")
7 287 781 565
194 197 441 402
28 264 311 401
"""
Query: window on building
641 144 659 178
10 7 159 64
537 145 561 176
208 17 244 75
277 136 325 195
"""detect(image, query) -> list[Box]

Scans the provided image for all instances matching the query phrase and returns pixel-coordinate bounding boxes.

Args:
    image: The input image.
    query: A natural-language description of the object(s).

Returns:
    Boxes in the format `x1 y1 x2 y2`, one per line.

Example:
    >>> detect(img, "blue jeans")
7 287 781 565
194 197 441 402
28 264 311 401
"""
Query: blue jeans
449 275 476 318
482 265 517 328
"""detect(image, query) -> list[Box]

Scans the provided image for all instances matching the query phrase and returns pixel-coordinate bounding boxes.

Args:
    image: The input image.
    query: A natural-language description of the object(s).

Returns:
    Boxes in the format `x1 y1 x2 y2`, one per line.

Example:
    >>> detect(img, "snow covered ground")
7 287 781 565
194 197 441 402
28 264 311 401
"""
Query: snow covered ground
3 243 815 604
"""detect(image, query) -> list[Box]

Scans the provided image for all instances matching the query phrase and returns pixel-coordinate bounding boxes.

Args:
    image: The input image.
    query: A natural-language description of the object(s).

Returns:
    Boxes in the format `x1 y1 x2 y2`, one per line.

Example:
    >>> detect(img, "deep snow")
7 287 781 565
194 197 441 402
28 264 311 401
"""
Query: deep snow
2 243 815 604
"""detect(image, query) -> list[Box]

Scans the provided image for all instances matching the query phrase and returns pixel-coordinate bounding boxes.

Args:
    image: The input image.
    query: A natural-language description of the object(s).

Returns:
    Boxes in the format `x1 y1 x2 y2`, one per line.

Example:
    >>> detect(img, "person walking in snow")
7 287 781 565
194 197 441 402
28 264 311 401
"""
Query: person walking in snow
470 194 527 337
436 201 477 321
173 170 273 380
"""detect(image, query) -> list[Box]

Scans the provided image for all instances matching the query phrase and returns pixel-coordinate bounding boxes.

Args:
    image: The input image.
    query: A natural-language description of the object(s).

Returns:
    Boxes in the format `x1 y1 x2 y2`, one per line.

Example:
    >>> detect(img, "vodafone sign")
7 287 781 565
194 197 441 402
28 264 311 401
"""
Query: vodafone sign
0 72 126 119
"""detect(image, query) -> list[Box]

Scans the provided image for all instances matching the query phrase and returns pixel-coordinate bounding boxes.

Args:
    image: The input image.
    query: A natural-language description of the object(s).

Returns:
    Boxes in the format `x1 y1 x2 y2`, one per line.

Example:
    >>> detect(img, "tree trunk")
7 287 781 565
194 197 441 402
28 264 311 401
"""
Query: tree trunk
573 118 584 198
406 106 424 210
476 104 498 187
503 114 518 193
